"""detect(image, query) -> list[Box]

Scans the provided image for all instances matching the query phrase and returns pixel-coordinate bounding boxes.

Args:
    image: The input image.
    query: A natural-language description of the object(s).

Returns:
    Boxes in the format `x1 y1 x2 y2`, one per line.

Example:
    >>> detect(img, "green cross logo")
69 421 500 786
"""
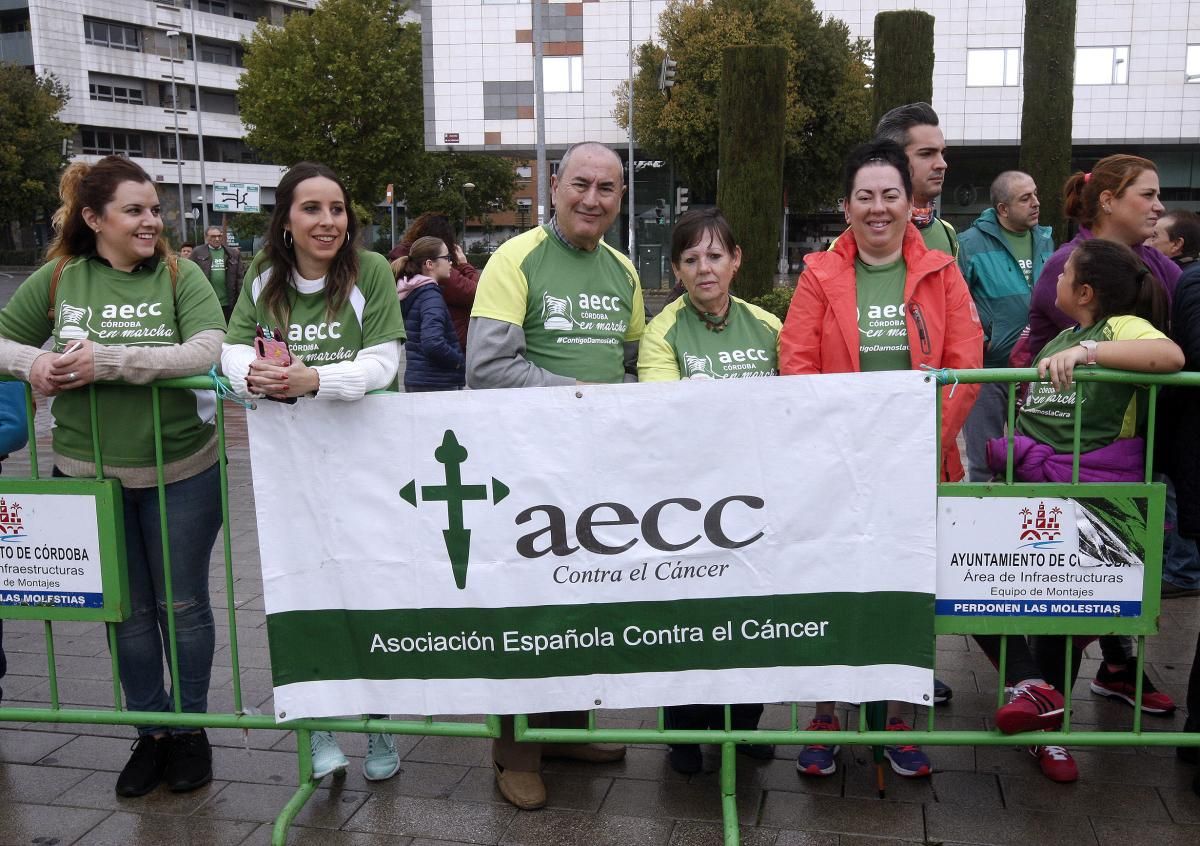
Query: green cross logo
399 430 508 589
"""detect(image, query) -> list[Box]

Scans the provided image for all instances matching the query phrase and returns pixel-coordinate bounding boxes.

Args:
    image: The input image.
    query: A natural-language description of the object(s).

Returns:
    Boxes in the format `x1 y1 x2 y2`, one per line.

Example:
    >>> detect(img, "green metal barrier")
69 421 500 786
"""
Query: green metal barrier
0 371 1197 846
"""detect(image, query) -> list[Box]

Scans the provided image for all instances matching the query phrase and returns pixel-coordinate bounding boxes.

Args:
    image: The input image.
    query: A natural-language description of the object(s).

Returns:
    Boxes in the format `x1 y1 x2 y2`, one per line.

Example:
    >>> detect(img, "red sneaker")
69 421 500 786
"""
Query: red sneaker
1089 661 1176 714
995 682 1065 734
1029 744 1078 783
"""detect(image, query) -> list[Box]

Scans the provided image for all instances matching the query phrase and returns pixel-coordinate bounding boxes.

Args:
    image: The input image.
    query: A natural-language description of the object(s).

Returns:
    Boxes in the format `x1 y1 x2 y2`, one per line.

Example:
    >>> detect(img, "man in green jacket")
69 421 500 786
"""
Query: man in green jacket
958 170 1054 481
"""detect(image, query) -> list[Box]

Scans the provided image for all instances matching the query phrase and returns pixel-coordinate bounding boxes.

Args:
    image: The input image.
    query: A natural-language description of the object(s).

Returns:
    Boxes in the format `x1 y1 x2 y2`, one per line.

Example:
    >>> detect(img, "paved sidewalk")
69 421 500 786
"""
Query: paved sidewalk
1 404 1199 845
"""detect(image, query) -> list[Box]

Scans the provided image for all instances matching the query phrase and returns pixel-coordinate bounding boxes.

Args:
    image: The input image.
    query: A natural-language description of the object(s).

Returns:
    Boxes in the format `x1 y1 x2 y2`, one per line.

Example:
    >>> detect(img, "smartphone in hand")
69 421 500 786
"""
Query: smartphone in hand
253 324 298 404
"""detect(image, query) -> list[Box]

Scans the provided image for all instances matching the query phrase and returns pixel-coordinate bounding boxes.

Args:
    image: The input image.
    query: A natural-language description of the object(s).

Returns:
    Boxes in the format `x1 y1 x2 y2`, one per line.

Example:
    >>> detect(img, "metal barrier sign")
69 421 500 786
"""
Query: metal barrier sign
247 373 939 720
0 479 127 622
935 483 1163 636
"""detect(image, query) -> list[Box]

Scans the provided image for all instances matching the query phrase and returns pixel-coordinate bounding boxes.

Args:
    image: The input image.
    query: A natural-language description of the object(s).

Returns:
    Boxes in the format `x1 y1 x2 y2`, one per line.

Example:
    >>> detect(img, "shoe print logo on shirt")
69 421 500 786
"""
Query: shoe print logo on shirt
542 293 576 331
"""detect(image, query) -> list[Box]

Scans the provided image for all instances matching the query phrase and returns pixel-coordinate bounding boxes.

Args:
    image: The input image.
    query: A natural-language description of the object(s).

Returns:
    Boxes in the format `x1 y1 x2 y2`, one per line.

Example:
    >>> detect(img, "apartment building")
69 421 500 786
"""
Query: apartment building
2 0 317 243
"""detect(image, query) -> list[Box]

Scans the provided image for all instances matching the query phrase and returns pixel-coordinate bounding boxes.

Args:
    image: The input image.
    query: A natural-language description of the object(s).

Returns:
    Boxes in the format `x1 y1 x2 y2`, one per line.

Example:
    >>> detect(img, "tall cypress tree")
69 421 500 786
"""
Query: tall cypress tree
718 45 787 300
872 11 935 123
1020 1 1076 243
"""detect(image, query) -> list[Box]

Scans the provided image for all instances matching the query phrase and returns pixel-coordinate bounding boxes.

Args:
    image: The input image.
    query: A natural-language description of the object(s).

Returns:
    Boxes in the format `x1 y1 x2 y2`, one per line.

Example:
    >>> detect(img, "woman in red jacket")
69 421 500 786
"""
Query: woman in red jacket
780 139 982 780
780 140 982 481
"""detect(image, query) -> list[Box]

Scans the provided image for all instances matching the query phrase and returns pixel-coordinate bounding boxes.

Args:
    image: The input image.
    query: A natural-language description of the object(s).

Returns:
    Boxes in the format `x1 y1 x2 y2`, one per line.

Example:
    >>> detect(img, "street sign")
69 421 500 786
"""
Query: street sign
212 182 261 213
444 133 460 144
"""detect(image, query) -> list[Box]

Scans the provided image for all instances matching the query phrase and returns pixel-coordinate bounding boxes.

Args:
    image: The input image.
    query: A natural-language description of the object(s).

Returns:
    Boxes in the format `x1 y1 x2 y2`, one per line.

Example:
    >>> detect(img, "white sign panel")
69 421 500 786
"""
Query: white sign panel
937 496 1146 618
0 493 103 609
212 182 261 213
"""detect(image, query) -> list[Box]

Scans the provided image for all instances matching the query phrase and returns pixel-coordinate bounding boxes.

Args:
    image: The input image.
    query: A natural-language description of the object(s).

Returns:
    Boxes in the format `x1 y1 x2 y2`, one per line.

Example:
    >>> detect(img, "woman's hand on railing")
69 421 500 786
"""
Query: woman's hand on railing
32 340 98 395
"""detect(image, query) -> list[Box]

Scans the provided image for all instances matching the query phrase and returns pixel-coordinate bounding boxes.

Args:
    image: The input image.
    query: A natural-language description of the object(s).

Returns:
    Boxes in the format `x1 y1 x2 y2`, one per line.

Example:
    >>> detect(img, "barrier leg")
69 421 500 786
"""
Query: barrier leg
720 741 740 846
273 728 320 846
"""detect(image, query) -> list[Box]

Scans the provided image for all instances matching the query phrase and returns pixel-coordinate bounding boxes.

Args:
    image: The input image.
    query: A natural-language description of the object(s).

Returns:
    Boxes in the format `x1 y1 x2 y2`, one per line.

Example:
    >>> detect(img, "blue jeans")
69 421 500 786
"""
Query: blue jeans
61 463 222 734
963 381 1009 482
1161 474 1200 590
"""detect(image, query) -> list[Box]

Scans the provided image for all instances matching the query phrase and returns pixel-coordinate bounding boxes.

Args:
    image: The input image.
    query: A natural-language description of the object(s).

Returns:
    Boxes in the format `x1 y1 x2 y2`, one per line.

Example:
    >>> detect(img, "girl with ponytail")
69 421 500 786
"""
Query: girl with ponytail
0 155 226 797
975 239 1184 785
392 236 465 391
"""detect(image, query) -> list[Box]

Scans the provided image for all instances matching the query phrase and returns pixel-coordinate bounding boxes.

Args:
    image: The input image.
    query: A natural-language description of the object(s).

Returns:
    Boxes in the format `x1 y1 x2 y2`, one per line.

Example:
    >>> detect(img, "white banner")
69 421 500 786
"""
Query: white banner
248 372 937 719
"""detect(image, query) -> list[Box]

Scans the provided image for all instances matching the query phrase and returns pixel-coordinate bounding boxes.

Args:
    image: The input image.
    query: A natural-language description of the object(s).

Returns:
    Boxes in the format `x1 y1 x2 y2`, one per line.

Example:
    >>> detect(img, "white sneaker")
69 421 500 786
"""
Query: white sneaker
309 730 348 779
362 733 400 781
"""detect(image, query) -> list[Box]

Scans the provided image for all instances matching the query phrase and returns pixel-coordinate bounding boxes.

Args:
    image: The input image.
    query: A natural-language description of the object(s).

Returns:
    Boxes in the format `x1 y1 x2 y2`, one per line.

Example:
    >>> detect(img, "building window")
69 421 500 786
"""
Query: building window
89 82 145 105
966 48 1020 87
1188 45 1200 82
199 41 235 66
81 129 143 157
1075 46 1128 85
83 18 141 52
196 0 229 14
543 56 583 93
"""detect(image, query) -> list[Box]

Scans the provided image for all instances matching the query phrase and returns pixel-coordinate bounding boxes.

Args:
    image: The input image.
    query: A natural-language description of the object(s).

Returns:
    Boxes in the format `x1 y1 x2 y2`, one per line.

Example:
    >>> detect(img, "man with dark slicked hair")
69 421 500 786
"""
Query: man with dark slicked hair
875 102 958 257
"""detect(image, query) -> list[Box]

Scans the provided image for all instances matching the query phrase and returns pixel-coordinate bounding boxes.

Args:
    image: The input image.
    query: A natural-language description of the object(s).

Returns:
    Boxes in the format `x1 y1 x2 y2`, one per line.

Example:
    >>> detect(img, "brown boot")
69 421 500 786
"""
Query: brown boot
493 761 546 810
541 743 626 763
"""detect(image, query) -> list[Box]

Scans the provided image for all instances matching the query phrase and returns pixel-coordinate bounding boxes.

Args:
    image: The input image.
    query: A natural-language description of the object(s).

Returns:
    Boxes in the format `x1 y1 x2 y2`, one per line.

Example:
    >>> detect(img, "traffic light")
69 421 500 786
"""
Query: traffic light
658 56 677 92
675 186 689 215
654 199 666 225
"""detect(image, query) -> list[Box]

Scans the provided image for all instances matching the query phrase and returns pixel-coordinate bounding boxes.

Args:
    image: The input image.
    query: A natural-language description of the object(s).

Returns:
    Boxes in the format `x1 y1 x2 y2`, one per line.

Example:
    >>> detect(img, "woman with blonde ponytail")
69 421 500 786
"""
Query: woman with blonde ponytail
0 155 226 797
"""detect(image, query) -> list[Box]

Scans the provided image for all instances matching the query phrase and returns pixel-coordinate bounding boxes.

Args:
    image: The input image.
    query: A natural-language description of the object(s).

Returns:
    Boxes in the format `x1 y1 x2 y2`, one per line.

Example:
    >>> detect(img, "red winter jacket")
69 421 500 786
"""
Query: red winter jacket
388 242 479 349
780 223 983 481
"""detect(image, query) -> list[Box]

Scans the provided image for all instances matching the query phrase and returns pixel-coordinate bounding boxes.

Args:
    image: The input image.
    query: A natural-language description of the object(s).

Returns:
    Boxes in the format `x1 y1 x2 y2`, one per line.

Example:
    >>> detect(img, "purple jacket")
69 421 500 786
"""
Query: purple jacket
1026 228 1181 356
986 433 1145 483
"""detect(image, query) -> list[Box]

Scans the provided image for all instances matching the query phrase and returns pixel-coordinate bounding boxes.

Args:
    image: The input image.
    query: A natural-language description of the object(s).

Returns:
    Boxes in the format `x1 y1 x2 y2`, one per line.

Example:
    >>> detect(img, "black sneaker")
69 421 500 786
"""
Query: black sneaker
737 742 775 760
115 734 171 797
166 730 213 793
667 744 703 774
933 677 953 704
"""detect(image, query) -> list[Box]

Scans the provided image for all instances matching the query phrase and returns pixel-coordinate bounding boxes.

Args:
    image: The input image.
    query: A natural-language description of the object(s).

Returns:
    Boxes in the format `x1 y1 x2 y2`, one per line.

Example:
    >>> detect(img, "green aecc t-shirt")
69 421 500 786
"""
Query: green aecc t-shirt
1017 315 1166 453
208 246 227 306
855 258 911 372
472 225 644 384
0 257 225 467
1000 228 1034 285
226 250 406 374
638 295 780 381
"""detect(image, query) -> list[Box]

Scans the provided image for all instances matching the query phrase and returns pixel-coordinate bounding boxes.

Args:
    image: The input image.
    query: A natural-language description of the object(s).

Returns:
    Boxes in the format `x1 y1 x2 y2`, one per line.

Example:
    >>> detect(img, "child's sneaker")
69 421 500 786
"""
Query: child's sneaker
1089 660 1176 714
995 681 1064 734
1029 744 1078 783
795 714 840 776
883 718 931 777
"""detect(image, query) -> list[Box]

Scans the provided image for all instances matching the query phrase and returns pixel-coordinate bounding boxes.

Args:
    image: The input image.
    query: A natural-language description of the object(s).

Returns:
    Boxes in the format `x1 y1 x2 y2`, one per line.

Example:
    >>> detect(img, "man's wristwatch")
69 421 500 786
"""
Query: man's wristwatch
1079 339 1099 365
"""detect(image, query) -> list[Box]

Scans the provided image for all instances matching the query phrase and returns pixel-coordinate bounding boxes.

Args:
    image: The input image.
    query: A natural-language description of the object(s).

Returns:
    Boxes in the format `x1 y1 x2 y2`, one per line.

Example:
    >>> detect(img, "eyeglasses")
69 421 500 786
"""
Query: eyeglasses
435 254 451 262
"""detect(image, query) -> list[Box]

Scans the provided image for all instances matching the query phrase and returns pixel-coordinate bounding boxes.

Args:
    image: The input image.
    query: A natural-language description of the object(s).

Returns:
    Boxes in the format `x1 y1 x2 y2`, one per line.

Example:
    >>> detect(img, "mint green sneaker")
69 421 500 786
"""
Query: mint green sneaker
362 732 400 781
309 731 348 779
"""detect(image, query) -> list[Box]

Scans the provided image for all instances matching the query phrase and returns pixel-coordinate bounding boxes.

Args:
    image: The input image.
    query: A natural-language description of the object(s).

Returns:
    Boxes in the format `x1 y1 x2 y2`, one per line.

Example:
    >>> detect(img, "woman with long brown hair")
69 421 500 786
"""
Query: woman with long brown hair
220 161 405 782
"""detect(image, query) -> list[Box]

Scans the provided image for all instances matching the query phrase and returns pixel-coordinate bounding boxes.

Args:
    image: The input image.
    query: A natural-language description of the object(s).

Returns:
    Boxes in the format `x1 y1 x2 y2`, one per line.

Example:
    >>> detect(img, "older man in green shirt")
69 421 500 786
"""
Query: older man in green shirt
466 141 643 811
190 226 244 321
